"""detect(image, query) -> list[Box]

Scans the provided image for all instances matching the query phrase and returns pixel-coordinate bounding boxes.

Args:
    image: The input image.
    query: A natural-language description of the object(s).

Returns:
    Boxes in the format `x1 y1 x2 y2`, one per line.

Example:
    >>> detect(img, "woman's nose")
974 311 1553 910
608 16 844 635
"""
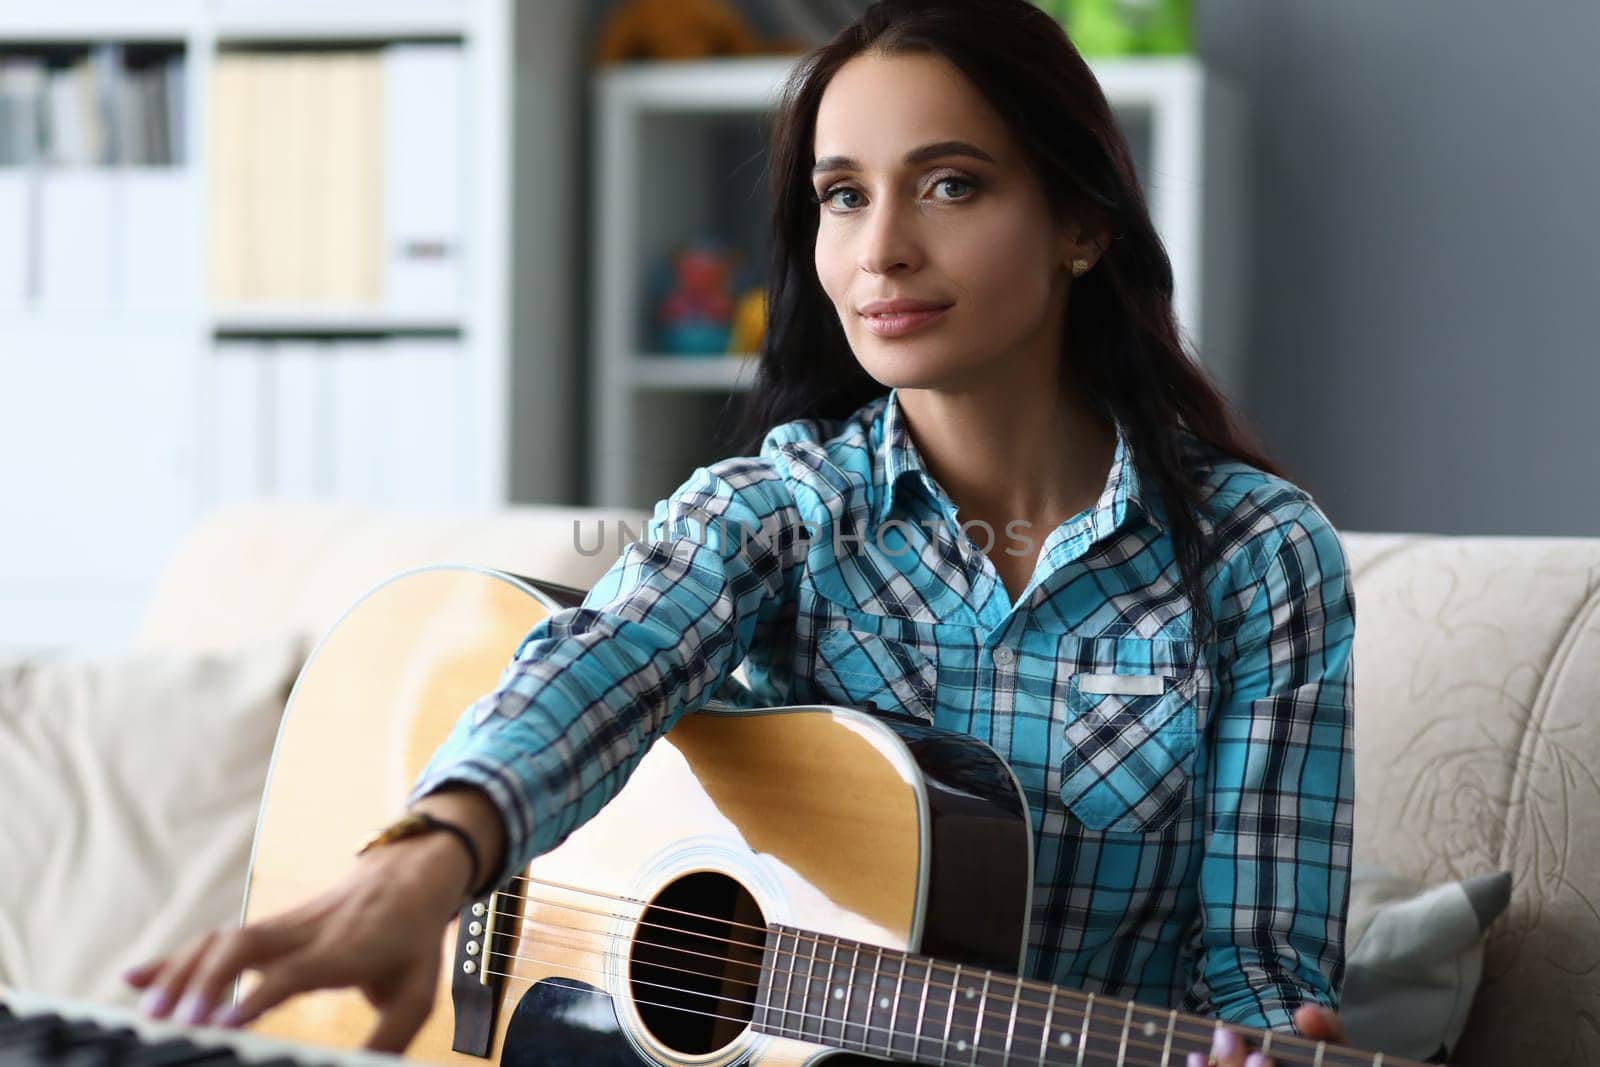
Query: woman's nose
858 198 922 275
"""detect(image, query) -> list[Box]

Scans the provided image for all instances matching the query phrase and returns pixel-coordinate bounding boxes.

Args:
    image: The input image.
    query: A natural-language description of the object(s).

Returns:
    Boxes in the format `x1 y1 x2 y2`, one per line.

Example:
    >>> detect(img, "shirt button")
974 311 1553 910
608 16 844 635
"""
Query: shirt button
991 646 1015 666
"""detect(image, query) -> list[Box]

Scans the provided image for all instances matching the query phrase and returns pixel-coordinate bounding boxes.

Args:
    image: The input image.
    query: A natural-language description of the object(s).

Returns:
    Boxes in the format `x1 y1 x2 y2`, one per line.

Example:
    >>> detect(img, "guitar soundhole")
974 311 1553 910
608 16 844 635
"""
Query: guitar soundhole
628 870 767 1056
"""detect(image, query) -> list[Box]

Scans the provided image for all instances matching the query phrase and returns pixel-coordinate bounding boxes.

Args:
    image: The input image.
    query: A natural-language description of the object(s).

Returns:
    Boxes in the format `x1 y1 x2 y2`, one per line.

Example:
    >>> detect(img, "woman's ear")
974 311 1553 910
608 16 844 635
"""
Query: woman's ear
1059 218 1111 274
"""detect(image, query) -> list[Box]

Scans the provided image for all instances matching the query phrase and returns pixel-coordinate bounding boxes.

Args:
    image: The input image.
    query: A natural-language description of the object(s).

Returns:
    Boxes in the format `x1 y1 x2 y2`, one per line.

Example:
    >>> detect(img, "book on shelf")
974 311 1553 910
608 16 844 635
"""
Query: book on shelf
321 50 384 305
271 339 331 499
329 339 385 501
2 40 466 314
386 43 464 314
208 337 469 510
0 45 187 168
44 54 93 167
209 340 272 506
0 57 45 167
0 46 190 312
383 336 463 508
209 43 464 310
0 57 43 309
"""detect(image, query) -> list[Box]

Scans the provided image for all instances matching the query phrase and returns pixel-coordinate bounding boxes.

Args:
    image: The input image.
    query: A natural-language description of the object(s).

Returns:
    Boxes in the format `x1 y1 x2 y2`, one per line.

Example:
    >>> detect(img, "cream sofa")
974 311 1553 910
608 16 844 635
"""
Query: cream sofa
13 499 1600 1065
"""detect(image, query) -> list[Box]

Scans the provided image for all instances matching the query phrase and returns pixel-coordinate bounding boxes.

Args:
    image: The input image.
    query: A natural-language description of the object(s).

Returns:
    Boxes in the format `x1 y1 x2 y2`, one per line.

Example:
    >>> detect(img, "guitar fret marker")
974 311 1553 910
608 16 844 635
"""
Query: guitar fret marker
833 988 844 1000
879 996 890 1009
1059 1031 1072 1046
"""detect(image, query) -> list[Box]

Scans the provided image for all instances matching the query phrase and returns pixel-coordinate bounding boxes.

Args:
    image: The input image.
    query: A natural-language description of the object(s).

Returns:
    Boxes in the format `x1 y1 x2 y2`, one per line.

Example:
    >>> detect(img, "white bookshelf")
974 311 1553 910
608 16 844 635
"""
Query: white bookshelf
0 0 586 653
589 54 1248 511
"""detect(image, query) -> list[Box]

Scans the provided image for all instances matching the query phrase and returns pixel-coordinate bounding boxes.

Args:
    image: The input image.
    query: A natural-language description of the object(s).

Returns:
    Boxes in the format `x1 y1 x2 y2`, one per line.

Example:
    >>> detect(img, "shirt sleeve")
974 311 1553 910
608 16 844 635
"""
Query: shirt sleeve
406 451 809 891
1183 499 1357 1033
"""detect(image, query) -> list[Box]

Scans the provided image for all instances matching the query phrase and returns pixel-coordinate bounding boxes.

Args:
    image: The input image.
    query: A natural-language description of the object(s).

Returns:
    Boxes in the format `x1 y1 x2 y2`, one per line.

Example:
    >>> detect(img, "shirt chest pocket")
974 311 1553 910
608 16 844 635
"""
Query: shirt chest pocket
1058 668 1201 834
813 627 939 722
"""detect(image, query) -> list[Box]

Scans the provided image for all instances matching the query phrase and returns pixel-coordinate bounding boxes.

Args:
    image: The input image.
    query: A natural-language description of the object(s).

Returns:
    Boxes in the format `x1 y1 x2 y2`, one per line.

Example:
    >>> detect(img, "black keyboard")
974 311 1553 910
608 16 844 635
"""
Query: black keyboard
0 991 406 1067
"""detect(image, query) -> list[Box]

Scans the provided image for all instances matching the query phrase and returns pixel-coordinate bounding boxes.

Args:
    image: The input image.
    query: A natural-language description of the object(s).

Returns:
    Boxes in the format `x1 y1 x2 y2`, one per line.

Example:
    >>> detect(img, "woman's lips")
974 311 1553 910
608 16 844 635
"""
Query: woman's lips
861 306 951 338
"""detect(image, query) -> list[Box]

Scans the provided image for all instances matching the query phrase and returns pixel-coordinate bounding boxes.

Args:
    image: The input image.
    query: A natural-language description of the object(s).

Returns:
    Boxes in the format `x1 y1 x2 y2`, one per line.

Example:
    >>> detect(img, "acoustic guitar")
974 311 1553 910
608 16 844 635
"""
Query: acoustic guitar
241 564 1418 1067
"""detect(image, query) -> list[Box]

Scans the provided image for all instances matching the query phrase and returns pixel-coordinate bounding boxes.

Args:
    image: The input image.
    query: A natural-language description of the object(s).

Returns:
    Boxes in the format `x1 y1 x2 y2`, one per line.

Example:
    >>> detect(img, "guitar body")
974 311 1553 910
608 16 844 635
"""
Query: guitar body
241 565 1033 1066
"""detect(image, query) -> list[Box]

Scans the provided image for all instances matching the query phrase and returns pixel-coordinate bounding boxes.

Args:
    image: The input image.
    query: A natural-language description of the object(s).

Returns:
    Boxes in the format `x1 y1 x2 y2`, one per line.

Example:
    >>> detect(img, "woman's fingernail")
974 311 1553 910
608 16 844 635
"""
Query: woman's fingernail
176 994 213 1025
1186 1054 1208 1067
139 988 168 1017
1212 1025 1242 1059
1245 1054 1269 1067
213 1005 244 1028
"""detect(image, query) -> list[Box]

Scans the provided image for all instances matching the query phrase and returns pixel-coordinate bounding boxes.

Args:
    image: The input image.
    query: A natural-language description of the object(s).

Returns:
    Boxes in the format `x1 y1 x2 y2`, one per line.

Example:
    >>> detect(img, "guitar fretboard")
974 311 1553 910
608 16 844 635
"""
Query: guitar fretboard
749 924 1418 1067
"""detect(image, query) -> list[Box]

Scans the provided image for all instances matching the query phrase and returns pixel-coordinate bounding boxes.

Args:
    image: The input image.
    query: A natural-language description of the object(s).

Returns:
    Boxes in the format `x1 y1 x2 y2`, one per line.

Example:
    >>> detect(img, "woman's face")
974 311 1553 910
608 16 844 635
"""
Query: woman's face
811 51 1084 391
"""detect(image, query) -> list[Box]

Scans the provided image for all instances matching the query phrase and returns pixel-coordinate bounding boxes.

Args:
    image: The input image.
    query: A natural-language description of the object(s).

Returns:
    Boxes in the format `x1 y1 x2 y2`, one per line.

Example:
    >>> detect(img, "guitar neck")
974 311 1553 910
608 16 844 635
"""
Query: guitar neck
750 924 1423 1067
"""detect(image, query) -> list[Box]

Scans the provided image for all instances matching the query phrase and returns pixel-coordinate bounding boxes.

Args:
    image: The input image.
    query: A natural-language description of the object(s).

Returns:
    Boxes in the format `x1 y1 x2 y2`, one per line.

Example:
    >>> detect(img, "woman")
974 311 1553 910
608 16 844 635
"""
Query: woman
128 3 1354 1066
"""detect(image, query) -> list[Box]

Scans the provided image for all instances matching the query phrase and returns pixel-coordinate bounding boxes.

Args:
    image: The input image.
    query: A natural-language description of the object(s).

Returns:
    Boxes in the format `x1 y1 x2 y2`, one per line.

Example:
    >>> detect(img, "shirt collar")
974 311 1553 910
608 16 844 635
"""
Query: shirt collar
873 387 1166 535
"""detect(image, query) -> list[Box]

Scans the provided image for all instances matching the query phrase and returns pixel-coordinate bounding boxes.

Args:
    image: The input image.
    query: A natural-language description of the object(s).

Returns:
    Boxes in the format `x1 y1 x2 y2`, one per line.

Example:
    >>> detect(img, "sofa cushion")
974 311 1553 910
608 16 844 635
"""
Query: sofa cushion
1342 865 1513 1061
0 633 307 1006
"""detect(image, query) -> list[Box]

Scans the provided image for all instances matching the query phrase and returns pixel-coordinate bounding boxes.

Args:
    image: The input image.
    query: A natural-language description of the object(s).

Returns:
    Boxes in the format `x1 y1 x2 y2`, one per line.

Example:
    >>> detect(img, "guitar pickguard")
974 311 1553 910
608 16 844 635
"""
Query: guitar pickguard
500 977 643 1066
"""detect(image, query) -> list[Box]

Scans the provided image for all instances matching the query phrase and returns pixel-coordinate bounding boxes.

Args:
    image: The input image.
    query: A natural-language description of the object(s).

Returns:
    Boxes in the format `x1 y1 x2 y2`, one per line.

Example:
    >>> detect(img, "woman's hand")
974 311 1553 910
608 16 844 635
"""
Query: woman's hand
123 834 470 1052
1188 1006 1348 1067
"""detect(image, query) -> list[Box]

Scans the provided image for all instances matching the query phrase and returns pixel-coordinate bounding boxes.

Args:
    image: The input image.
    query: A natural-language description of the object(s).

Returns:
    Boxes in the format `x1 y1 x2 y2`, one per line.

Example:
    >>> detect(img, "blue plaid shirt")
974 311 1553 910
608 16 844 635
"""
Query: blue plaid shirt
411 388 1356 1033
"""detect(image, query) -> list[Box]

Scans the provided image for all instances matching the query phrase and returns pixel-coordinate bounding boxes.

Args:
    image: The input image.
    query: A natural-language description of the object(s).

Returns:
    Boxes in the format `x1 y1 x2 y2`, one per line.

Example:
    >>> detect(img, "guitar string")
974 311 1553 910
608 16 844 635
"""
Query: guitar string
474 948 1362 1067
490 878 1353 1065
484 877 1346 1064
485 917 1368 1067
483 929 1230 1067
479 910 1366 1067
480 936 1221 1067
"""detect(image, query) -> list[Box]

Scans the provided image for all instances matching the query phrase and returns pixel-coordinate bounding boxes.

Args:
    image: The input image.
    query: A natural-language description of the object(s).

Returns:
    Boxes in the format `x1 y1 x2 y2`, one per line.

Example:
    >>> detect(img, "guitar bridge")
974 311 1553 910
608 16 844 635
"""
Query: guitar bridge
449 888 517 1056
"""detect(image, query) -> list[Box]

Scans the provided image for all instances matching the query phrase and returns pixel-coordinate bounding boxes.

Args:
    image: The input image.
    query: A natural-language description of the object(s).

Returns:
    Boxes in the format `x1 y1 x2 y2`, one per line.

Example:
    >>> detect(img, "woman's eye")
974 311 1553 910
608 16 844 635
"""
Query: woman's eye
814 176 976 211
820 186 862 210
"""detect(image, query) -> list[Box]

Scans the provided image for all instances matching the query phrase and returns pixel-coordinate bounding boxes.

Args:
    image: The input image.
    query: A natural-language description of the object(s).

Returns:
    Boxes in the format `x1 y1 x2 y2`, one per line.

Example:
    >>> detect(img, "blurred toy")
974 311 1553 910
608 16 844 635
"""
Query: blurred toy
651 241 741 355
594 0 801 64
728 288 766 356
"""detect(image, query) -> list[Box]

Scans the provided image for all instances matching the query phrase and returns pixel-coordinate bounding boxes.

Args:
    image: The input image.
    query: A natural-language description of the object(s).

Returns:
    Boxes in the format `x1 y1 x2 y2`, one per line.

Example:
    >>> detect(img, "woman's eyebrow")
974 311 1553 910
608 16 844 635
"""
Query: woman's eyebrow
812 140 997 175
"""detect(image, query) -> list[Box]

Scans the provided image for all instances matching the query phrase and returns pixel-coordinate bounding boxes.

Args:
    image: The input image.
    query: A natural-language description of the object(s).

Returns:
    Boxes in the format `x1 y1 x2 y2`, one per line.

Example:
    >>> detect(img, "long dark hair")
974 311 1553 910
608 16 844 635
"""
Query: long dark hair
720 0 1283 651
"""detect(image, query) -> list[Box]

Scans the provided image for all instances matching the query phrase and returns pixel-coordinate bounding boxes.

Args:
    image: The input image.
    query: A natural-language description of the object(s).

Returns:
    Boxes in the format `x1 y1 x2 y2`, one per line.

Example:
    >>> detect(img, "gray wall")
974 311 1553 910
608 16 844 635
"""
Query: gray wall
1196 0 1600 535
